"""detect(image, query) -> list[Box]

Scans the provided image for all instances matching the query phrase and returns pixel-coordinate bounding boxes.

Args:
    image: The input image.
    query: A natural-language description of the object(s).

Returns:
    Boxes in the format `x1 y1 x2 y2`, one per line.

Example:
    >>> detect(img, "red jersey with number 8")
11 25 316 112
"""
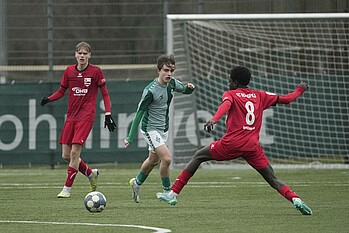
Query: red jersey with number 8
220 87 278 151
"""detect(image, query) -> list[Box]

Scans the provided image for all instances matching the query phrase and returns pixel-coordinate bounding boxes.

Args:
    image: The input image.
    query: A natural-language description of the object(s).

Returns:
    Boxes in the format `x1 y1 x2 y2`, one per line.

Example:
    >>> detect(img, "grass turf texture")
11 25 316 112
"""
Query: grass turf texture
0 166 348 233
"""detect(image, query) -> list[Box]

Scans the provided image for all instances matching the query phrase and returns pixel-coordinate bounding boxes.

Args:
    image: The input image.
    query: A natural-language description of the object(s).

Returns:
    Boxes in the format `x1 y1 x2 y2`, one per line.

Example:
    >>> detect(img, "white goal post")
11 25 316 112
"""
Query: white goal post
167 13 349 169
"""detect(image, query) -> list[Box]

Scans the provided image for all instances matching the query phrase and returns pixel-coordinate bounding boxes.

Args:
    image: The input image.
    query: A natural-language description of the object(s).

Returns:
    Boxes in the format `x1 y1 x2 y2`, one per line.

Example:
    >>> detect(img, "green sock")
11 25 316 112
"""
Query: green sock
161 177 171 191
135 171 148 185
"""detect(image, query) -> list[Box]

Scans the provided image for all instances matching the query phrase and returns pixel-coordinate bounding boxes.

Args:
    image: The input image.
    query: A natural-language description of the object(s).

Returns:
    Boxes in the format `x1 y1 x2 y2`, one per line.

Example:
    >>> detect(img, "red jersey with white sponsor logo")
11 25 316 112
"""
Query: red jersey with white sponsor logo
61 64 106 122
220 87 278 151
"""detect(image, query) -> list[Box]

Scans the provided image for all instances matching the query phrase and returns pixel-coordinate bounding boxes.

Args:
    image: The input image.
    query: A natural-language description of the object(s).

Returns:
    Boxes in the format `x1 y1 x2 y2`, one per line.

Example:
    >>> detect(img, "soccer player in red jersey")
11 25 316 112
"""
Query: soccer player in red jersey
157 66 313 215
41 42 116 198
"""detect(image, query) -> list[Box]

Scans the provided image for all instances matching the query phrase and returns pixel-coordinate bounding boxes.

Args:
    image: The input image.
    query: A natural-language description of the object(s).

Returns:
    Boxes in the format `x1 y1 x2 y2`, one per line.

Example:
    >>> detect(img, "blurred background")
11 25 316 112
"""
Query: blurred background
0 0 348 83
0 0 348 167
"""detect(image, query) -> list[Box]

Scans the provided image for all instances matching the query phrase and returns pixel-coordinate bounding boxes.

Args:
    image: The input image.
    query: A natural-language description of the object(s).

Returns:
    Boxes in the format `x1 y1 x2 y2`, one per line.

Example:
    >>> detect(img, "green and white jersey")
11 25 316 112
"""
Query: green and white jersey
138 77 193 133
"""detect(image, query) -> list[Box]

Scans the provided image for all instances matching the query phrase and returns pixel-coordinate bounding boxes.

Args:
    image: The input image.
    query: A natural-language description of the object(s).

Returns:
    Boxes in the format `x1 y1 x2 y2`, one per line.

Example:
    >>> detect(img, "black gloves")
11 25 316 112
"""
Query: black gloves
104 115 116 132
41 97 50 106
204 120 216 133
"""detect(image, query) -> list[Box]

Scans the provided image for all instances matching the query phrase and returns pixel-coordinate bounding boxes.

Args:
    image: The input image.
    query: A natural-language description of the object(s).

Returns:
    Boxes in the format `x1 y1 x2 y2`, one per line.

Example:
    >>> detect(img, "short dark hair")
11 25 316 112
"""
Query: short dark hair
156 54 175 70
230 66 251 86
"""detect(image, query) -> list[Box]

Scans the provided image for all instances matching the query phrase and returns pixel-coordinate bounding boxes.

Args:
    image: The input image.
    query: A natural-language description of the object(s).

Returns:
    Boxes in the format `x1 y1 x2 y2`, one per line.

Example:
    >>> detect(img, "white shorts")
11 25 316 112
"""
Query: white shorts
141 130 168 152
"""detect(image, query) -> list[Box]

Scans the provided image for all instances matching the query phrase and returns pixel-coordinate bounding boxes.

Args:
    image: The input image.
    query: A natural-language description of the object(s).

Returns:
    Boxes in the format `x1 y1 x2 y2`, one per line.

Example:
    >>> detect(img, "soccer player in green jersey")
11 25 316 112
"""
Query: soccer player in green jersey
124 54 195 203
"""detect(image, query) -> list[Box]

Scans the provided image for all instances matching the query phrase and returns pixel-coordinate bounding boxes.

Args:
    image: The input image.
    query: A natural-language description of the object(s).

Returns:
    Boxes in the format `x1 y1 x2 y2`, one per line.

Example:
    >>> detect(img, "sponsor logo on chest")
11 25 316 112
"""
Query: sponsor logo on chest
72 87 88 96
84 77 91 87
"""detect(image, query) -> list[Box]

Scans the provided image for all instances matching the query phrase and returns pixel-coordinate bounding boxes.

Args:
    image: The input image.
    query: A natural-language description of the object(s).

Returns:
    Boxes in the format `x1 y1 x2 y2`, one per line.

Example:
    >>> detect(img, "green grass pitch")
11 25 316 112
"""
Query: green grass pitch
0 166 348 233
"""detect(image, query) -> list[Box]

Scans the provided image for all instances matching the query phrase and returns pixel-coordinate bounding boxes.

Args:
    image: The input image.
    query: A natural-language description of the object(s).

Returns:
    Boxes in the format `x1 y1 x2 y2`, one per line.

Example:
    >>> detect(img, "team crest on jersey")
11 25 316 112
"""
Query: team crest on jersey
84 78 91 87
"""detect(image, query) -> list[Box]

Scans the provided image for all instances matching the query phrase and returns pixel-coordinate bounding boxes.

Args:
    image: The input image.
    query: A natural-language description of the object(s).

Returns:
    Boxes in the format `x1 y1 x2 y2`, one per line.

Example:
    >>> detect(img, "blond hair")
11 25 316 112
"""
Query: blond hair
75 41 91 53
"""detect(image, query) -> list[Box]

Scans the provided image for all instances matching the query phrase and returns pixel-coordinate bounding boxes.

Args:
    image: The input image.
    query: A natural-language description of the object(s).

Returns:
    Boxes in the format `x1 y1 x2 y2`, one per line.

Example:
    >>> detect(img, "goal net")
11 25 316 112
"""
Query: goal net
167 14 349 169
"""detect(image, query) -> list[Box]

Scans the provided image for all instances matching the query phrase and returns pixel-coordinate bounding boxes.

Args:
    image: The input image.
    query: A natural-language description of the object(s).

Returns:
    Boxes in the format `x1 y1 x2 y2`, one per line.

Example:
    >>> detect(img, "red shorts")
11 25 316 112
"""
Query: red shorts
59 121 93 146
209 140 269 170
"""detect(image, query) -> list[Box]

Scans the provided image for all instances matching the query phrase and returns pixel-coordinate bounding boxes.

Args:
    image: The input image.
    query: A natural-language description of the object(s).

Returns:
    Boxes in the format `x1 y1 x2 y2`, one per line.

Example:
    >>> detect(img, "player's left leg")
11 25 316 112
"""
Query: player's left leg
257 164 312 215
157 145 213 205
246 146 312 215
154 144 172 192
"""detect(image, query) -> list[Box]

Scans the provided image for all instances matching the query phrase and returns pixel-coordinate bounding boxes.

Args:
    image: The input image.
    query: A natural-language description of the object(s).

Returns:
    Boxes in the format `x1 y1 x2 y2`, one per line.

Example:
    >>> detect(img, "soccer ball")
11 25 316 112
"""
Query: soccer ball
84 191 107 212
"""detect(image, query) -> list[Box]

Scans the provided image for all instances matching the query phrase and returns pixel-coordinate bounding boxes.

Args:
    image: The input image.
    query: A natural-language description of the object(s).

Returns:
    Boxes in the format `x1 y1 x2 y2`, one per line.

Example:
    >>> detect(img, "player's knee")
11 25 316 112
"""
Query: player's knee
192 151 207 163
149 158 160 166
161 156 172 166
61 154 70 162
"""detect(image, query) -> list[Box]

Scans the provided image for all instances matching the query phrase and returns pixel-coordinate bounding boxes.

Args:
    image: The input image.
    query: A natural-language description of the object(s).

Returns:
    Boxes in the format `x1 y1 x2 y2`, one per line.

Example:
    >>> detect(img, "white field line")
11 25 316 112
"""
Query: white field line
0 220 171 233
0 181 348 189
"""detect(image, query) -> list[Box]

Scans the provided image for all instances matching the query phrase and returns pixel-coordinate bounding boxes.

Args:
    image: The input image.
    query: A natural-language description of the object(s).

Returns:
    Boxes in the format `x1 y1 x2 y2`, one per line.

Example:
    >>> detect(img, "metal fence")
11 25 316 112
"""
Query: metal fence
0 0 347 83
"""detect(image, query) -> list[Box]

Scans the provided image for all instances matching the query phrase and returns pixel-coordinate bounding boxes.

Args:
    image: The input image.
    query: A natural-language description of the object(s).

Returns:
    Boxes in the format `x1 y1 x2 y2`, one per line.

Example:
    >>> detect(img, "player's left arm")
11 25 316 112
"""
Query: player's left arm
278 81 308 104
183 82 195 94
100 84 116 132
172 78 195 94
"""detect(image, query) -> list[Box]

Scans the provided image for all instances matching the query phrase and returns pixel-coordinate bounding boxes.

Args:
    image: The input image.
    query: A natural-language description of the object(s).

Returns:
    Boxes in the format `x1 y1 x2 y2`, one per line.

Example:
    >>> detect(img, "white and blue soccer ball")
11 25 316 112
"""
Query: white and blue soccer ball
84 191 107 212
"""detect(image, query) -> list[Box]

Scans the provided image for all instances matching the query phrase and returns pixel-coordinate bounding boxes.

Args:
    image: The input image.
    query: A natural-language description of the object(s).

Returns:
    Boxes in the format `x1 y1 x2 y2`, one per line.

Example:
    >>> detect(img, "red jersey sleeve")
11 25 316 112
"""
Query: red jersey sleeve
212 91 232 122
60 68 69 88
278 86 306 104
100 85 111 113
96 68 106 87
260 91 279 109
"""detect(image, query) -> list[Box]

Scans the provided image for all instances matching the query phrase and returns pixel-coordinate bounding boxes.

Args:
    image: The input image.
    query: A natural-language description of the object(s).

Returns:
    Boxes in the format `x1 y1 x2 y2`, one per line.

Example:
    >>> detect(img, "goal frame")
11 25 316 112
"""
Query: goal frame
167 13 349 169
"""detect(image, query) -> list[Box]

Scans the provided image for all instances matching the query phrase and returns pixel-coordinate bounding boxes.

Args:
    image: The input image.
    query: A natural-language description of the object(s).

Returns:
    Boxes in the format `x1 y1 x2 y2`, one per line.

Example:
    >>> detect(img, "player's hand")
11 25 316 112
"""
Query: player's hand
187 82 195 89
297 81 309 92
104 115 116 132
204 119 216 133
41 97 50 106
124 138 130 148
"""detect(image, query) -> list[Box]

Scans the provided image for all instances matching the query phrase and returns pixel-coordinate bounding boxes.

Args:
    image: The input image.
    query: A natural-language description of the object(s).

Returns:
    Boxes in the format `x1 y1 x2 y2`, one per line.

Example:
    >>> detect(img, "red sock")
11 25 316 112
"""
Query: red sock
64 166 78 187
171 169 193 195
79 159 92 177
278 185 300 202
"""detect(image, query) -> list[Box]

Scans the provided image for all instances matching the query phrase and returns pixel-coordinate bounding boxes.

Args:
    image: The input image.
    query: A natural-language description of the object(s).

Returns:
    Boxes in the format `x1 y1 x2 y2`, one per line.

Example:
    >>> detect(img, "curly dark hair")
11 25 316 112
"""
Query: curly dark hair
230 66 251 86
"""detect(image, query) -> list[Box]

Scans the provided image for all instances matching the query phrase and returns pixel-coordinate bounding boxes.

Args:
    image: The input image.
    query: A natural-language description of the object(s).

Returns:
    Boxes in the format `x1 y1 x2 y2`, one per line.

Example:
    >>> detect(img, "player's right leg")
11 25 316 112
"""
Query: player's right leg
57 143 82 198
129 154 159 203
57 144 74 198
57 165 77 198
129 177 141 203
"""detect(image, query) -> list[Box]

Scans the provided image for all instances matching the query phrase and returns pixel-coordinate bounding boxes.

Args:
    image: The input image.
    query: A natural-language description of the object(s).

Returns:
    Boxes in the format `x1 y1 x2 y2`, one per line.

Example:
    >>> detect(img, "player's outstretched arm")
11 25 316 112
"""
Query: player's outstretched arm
40 85 67 106
183 82 195 94
41 97 50 106
278 81 308 104
204 99 231 132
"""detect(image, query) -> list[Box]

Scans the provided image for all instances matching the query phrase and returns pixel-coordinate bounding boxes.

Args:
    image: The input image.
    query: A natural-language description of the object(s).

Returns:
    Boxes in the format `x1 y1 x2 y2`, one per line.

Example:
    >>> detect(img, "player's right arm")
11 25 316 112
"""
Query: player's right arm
124 109 145 147
124 90 153 147
204 94 232 132
278 81 308 104
41 85 67 106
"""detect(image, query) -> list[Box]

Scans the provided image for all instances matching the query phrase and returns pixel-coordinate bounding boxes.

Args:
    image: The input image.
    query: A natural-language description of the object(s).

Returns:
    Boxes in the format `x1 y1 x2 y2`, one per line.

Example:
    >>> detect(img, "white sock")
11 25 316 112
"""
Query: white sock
62 186 71 193
169 190 178 197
